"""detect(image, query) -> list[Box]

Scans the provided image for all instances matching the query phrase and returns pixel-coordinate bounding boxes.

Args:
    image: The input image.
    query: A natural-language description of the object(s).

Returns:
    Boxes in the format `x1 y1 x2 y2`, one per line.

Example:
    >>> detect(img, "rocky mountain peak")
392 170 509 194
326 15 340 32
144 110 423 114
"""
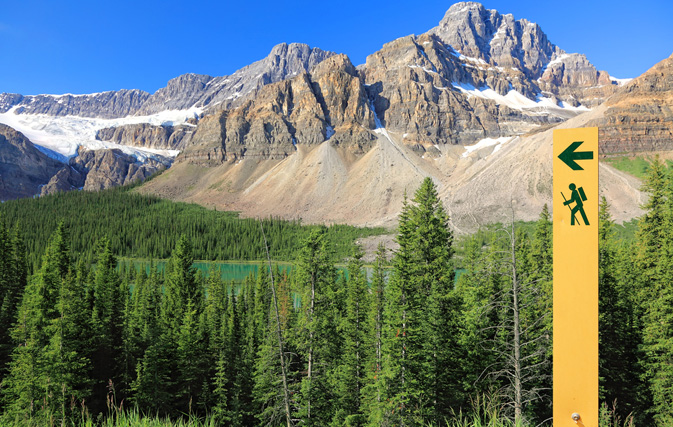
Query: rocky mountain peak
138 74 213 115
429 1 556 79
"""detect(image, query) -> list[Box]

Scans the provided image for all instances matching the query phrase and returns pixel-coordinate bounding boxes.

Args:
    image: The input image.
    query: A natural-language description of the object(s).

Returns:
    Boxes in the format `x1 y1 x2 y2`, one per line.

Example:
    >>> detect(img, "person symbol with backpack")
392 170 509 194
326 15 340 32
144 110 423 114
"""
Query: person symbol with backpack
562 183 589 226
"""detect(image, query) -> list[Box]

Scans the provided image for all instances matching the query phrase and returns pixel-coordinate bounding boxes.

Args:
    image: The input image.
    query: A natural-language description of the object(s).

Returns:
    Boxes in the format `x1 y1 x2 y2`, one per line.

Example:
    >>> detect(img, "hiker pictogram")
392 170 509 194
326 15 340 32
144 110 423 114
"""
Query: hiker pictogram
561 183 589 226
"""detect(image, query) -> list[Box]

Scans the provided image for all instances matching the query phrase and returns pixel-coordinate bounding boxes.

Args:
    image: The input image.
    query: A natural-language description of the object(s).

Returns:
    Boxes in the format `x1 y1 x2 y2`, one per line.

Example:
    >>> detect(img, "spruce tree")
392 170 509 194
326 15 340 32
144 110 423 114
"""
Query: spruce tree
382 178 457 426
2 223 71 420
0 224 28 384
293 228 337 426
44 263 93 423
332 245 370 426
362 243 387 426
89 236 125 413
642 162 673 425
598 197 645 422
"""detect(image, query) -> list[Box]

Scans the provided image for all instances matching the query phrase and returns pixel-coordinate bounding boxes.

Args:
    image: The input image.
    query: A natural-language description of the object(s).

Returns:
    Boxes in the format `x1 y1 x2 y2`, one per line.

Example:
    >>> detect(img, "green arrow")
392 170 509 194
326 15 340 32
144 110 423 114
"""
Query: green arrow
558 141 594 170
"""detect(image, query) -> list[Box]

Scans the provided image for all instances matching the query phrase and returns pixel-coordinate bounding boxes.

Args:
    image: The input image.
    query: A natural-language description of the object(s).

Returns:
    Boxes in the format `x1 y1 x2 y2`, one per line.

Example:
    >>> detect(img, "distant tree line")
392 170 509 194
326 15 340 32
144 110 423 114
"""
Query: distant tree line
0 172 671 426
0 187 385 269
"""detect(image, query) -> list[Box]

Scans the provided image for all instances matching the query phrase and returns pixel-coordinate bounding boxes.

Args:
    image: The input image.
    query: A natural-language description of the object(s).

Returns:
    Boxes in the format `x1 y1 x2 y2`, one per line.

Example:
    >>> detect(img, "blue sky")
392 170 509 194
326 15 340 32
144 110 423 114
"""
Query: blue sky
1 0 671 95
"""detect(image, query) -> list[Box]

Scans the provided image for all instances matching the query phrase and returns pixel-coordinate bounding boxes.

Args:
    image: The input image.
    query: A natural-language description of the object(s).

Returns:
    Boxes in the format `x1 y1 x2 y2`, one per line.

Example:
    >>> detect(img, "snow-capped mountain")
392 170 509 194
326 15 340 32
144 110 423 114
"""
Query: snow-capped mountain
0 2 653 231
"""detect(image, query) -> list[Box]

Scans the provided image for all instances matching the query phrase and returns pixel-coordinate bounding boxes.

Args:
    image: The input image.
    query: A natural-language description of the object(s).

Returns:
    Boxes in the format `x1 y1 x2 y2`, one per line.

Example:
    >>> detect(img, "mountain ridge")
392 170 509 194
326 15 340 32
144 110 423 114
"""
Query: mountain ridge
0 1 665 233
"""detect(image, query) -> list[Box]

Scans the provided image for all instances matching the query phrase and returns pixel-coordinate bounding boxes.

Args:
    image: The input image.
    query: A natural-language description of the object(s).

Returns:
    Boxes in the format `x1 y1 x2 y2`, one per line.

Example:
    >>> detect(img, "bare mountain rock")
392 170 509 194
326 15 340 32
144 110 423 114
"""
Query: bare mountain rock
0 43 335 122
587 53 673 154
427 2 621 108
96 123 194 150
178 54 375 165
74 149 167 191
40 147 170 196
0 124 63 199
0 90 150 119
142 49 673 233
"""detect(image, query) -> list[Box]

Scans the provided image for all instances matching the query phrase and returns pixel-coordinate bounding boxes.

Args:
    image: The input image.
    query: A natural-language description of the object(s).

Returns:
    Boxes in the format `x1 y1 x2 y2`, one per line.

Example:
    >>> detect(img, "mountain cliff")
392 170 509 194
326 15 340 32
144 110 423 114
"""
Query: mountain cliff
0 43 335 121
0 124 63 199
588 53 673 154
0 1 660 230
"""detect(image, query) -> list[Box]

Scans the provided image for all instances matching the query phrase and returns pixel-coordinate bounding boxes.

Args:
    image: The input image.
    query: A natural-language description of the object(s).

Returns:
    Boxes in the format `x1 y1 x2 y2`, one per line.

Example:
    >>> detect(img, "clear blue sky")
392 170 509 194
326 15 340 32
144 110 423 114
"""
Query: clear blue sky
1 0 671 95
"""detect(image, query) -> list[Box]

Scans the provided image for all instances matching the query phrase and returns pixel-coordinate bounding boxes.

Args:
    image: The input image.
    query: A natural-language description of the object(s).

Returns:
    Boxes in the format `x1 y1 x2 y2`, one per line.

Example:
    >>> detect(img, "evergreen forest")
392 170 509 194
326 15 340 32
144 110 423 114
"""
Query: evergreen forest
0 161 672 426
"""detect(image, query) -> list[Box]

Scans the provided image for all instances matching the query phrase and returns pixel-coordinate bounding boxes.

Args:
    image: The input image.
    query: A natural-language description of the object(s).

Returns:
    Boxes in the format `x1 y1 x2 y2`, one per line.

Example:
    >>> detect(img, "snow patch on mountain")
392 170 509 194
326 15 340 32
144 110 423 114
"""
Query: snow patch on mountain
610 76 633 86
0 107 199 160
462 136 513 157
452 83 590 113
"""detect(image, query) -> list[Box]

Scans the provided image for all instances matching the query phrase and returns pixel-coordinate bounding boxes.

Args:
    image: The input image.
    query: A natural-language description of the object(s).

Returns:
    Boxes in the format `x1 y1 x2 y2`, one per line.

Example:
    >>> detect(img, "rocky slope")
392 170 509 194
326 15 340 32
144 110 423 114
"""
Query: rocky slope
96 123 195 151
0 90 150 119
174 2 624 168
141 25 673 232
0 124 63 200
0 1 659 231
138 43 336 115
587 53 673 154
428 2 620 108
0 43 335 121
40 148 169 196
177 54 375 165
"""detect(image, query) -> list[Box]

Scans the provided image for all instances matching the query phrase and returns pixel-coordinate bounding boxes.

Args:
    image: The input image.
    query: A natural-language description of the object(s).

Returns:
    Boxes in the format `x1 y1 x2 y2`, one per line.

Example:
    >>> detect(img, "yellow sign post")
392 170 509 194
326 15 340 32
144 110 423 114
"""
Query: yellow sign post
553 127 598 427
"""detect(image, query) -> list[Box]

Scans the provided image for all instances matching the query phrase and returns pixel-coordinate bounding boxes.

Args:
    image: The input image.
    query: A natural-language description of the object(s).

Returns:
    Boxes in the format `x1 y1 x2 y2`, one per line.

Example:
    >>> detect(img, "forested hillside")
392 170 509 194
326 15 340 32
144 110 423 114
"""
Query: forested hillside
0 167 671 426
0 187 386 268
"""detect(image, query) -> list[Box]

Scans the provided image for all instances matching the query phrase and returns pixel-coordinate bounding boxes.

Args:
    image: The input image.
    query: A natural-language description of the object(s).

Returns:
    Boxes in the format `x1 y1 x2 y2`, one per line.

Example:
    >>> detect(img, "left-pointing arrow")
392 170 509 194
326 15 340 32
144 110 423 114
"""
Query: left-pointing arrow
558 141 594 171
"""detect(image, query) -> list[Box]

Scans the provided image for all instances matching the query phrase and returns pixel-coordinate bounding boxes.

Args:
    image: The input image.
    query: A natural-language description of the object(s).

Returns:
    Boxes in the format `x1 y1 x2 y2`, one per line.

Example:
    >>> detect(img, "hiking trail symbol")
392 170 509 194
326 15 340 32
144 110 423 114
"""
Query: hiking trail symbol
561 183 589 226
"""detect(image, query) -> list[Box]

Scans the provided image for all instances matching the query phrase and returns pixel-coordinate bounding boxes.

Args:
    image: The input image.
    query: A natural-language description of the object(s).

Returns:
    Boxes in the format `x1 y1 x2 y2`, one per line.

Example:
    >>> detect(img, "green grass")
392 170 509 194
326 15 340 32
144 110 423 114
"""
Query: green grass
0 408 216 427
603 156 651 179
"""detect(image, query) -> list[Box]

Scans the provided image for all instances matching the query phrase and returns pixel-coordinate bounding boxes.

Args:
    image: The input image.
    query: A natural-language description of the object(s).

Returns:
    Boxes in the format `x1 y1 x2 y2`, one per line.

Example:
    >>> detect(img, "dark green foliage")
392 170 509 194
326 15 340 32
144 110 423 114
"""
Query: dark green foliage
0 223 28 387
0 187 386 268
3 172 673 426
2 223 93 423
598 197 645 423
381 178 458 426
293 228 338 426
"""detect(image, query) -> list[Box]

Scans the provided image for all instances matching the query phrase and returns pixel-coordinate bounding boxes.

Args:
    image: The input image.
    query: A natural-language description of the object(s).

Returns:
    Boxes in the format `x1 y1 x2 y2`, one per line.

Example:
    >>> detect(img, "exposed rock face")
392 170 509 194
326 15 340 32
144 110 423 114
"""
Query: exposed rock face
588 53 673 154
180 54 375 164
73 149 167 191
40 148 169 195
0 124 63 199
0 43 335 120
361 32 563 148
427 2 621 108
184 42 337 113
137 74 214 115
429 2 556 80
0 90 150 118
96 123 194 150
539 53 618 108
39 166 85 196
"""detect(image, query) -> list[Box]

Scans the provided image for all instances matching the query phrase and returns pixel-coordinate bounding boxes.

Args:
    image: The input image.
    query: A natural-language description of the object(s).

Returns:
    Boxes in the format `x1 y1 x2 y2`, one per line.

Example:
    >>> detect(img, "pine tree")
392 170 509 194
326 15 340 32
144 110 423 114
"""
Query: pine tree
44 263 93 422
0 224 28 385
293 228 337 426
332 245 370 426
176 298 202 415
598 197 645 422
2 223 71 420
454 234 500 401
129 265 171 414
89 236 125 413
163 235 200 336
381 178 457 426
362 243 387 426
253 266 296 427
634 156 667 304
642 162 673 425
